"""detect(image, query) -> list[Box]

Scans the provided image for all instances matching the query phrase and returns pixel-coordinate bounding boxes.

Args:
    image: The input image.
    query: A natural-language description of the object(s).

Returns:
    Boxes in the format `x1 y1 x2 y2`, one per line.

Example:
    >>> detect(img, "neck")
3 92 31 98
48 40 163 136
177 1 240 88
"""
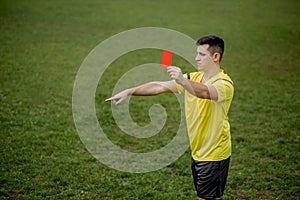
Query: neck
203 63 221 81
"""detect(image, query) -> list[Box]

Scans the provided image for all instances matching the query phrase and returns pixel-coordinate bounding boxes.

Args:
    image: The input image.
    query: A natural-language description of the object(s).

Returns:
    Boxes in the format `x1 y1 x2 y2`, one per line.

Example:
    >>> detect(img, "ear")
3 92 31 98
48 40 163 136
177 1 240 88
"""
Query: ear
212 52 221 62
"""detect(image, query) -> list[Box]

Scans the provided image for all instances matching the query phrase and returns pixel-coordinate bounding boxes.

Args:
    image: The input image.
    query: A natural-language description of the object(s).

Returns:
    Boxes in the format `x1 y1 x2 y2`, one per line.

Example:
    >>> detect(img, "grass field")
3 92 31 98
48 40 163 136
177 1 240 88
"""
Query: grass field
1 0 299 199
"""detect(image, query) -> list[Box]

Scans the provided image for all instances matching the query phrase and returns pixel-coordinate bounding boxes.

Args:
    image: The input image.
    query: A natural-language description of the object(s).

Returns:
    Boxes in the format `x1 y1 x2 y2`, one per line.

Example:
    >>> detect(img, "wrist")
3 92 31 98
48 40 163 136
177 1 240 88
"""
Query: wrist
179 78 189 87
126 88 134 95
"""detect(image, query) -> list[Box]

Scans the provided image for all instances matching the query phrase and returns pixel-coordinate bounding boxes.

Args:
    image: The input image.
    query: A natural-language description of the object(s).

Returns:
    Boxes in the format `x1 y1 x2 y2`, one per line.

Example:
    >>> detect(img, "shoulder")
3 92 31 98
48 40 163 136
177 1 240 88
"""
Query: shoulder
210 71 234 101
211 71 234 87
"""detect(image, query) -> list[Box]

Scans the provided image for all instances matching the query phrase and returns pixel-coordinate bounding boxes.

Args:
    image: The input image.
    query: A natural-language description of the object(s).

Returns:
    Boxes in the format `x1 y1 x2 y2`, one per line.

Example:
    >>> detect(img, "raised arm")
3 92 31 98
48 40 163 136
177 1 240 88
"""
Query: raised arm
105 81 177 105
167 66 218 100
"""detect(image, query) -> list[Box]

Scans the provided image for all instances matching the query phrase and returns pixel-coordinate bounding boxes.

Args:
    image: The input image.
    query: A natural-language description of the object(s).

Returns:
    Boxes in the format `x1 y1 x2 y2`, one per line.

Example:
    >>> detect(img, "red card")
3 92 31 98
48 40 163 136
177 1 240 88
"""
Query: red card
161 51 172 68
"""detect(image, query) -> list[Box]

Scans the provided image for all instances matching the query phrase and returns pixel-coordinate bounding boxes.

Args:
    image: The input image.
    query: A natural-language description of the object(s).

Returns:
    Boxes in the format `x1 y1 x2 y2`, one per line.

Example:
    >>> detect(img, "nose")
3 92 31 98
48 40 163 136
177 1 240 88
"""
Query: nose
195 54 200 61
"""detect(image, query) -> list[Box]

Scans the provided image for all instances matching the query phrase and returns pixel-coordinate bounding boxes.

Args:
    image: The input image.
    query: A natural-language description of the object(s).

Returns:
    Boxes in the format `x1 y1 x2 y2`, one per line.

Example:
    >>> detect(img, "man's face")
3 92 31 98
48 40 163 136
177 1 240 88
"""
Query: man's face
195 44 214 71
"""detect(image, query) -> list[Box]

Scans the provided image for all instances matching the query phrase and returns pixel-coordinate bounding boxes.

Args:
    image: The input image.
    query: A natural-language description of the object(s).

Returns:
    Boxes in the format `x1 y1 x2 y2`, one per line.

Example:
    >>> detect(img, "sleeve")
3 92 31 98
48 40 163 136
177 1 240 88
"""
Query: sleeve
211 79 234 102
173 73 188 94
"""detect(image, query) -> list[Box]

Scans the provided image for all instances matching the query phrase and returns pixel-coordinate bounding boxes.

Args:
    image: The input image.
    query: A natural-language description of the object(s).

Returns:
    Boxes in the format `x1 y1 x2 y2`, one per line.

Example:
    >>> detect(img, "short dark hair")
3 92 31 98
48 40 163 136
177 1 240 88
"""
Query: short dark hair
196 35 225 62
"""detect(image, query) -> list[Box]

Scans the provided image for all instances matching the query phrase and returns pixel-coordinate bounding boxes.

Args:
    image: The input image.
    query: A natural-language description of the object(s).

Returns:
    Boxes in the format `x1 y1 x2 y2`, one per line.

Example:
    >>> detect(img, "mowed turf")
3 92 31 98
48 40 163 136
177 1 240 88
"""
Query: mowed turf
1 0 299 199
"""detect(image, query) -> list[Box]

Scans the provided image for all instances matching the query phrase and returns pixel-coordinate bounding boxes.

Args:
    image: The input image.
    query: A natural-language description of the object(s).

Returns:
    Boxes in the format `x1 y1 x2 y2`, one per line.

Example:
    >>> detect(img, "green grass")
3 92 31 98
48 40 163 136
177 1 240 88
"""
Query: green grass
1 0 299 199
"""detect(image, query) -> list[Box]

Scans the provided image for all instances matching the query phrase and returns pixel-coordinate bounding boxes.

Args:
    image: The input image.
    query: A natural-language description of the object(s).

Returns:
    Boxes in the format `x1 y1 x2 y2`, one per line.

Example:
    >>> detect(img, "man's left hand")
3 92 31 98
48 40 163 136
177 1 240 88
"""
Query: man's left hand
167 66 186 85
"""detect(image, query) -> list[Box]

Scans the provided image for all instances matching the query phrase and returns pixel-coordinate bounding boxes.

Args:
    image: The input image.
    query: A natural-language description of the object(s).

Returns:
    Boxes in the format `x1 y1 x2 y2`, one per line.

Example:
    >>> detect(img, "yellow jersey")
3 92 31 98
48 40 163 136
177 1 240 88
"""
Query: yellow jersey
175 70 234 161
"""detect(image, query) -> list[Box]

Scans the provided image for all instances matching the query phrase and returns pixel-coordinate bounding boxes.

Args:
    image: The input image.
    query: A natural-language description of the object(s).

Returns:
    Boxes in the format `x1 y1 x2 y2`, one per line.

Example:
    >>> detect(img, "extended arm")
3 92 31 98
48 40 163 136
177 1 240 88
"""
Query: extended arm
105 81 177 105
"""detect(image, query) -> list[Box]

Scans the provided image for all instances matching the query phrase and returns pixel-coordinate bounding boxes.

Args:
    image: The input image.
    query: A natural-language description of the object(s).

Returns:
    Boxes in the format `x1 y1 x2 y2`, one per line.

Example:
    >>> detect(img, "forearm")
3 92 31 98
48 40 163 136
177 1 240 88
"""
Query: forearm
179 79 211 99
129 81 172 96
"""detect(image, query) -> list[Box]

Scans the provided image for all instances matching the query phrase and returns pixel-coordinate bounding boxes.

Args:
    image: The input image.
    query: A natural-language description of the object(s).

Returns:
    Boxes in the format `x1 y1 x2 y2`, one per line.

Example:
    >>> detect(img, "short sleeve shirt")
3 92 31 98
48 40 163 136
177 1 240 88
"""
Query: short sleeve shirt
175 70 234 161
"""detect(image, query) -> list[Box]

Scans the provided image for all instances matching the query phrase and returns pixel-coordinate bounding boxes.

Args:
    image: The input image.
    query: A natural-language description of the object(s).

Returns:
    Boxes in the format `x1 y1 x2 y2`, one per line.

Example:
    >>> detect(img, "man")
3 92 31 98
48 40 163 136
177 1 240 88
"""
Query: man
106 36 234 200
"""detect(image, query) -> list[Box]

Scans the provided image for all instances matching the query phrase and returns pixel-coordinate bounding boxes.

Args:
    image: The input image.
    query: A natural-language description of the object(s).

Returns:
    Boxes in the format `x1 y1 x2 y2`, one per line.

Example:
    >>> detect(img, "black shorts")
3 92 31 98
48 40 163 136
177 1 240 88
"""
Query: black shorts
191 157 230 199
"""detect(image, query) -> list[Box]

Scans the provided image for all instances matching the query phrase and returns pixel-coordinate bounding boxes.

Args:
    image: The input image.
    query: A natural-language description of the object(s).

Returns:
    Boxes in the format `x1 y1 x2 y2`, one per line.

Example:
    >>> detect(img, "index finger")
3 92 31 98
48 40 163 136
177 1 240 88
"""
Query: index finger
105 97 114 102
166 66 174 71
166 66 178 72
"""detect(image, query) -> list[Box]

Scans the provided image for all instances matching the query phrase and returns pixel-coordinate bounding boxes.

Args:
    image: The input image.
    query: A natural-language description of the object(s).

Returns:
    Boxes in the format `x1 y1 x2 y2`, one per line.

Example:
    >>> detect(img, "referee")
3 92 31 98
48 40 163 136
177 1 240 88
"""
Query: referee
106 35 234 200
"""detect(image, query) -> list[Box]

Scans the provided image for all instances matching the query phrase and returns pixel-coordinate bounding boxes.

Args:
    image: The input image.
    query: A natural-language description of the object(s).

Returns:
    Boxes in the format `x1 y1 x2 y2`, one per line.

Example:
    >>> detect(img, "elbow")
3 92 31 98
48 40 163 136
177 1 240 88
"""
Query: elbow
197 90 211 99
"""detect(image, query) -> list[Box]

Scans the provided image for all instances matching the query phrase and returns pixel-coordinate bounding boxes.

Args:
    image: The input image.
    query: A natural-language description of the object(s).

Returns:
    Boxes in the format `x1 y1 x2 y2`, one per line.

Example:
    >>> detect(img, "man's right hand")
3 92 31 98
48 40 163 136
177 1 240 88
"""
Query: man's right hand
105 89 132 105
